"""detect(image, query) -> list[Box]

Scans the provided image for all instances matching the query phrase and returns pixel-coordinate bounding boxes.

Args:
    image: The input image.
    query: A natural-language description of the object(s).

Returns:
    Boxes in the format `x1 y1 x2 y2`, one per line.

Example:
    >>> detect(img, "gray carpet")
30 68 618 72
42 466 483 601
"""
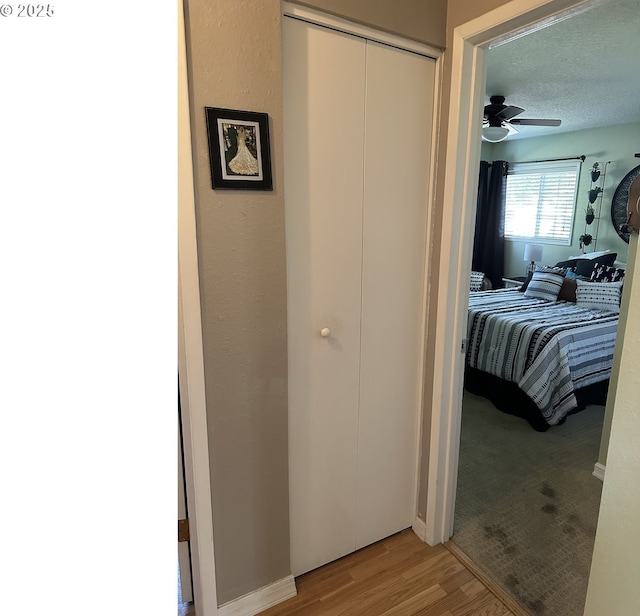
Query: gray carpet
452 391 604 616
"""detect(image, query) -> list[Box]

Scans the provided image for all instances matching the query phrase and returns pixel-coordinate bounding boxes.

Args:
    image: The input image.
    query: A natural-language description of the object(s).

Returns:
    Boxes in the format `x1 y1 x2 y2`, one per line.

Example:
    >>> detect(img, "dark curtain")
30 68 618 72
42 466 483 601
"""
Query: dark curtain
472 160 508 288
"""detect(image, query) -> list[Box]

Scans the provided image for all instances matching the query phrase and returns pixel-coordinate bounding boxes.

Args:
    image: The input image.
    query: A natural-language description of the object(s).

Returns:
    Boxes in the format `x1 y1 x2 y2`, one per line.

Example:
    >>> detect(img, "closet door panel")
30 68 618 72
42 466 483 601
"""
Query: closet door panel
356 42 435 549
283 17 366 576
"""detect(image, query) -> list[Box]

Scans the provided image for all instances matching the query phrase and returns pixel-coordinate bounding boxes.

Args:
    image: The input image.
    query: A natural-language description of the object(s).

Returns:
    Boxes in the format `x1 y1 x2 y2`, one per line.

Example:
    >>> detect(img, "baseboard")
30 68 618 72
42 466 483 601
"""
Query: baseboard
218 575 297 616
412 516 427 542
593 462 606 482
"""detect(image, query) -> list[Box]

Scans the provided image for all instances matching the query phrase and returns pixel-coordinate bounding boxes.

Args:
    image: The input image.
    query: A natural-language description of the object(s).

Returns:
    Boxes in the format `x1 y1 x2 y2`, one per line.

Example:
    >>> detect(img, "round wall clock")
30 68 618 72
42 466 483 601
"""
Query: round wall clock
611 164 640 244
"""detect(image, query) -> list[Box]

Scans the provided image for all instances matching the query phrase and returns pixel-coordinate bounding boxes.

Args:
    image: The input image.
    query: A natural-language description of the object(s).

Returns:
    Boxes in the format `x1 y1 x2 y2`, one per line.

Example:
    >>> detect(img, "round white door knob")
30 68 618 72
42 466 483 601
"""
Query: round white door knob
320 327 331 337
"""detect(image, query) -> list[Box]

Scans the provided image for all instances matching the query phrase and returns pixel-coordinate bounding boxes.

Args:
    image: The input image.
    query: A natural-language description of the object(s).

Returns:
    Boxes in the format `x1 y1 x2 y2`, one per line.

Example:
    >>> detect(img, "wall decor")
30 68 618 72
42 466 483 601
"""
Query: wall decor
205 107 273 190
580 160 609 252
611 164 640 243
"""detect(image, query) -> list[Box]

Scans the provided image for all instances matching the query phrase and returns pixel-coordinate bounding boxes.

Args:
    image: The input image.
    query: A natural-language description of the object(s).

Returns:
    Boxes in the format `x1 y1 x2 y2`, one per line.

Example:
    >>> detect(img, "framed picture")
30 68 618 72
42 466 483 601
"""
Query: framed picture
205 107 273 191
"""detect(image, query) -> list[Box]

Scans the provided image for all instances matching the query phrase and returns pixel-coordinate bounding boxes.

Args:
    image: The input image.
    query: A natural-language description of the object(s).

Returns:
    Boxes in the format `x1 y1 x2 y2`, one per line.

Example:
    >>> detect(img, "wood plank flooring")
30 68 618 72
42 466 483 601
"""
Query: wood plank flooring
258 529 517 616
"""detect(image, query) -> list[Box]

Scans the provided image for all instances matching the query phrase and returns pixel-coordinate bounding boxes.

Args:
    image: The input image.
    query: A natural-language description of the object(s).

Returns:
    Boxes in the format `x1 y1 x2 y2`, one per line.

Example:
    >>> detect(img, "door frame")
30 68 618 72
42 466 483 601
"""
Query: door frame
424 0 598 545
282 2 443 58
178 0 219 613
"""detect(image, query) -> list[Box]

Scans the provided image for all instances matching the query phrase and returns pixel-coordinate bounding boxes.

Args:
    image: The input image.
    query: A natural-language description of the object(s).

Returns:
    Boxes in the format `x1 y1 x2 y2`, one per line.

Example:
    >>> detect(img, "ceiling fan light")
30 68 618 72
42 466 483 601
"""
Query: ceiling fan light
482 125 510 142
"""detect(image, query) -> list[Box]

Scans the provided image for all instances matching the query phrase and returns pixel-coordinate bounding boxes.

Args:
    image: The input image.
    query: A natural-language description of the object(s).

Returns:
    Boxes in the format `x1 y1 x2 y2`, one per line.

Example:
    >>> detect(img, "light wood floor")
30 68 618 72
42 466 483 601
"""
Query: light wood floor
258 529 518 616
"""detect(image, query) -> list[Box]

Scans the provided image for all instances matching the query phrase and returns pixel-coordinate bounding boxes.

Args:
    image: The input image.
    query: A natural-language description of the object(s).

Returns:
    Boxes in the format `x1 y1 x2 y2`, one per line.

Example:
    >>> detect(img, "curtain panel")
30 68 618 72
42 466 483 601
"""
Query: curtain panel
472 160 508 288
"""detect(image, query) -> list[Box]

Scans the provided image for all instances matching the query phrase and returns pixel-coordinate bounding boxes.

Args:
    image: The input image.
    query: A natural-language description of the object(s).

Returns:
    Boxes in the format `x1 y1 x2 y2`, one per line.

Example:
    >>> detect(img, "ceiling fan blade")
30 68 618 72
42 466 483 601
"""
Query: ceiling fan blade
510 118 562 126
495 105 525 121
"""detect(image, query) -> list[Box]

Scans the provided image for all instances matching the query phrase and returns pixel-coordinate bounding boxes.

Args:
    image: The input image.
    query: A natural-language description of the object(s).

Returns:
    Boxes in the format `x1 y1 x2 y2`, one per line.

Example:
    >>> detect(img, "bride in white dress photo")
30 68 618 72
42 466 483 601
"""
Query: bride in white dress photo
228 125 259 176
207 107 272 190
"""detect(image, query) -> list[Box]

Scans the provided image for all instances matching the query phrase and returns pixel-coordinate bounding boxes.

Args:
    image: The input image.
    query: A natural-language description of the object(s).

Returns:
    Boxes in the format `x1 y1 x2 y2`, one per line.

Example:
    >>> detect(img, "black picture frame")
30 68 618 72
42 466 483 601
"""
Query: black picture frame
205 107 273 191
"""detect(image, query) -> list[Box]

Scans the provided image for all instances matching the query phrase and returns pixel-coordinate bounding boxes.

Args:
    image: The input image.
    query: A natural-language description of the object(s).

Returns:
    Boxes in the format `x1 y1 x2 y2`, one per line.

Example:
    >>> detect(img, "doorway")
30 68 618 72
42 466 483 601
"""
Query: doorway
420 0 640 596
424 7 640 611
425 0 617 543
446 5 632 610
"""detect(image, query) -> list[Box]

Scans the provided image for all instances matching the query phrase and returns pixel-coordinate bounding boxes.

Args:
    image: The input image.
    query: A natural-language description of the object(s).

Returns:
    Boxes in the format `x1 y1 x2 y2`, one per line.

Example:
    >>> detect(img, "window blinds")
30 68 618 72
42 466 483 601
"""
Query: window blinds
504 160 580 244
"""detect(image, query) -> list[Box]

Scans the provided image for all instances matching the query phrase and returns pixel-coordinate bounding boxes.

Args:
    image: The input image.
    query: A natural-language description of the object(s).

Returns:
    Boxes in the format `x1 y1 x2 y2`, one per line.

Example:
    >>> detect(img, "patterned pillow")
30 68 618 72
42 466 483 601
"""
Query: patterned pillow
470 271 485 291
575 280 623 313
523 266 566 302
589 263 626 283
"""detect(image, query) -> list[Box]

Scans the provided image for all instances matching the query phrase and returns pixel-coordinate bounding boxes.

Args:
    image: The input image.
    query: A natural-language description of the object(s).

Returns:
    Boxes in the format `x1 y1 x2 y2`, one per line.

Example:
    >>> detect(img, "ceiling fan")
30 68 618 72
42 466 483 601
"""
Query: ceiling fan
482 95 562 142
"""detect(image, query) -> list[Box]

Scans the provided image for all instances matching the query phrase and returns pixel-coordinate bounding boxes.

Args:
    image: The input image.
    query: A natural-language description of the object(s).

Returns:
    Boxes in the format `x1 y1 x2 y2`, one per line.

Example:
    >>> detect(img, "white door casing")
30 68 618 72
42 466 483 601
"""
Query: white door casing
178 0 218 613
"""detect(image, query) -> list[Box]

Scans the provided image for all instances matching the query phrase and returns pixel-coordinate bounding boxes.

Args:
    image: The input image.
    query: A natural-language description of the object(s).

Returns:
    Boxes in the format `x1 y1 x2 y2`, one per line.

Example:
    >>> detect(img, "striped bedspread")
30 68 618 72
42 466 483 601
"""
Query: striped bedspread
467 289 618 425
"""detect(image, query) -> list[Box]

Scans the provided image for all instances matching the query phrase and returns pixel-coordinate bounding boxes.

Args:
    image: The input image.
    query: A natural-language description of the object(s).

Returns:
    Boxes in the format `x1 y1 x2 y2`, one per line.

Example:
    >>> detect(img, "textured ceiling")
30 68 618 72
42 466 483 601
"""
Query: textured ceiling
485 0 640 140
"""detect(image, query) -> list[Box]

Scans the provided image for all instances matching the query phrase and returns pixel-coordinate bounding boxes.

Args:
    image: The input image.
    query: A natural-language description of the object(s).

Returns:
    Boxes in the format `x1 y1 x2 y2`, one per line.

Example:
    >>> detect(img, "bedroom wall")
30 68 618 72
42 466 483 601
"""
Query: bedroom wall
480 121 639 277
183 0 447 605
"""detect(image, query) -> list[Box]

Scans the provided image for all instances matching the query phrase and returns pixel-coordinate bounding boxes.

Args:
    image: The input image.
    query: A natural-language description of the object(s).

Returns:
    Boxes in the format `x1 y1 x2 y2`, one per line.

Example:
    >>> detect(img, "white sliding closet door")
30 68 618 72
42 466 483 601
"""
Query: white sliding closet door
283 15 434 576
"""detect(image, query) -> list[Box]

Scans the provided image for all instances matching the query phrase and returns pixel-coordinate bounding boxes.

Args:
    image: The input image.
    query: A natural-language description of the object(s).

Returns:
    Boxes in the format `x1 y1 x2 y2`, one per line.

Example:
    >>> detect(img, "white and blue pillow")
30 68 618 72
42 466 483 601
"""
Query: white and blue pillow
575 280 623 313
523 266 566 302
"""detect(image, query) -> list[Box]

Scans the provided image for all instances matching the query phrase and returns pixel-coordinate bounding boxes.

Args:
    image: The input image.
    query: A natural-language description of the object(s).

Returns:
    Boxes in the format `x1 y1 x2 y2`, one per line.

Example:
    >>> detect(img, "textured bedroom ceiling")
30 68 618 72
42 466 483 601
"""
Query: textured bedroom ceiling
485 0 640 141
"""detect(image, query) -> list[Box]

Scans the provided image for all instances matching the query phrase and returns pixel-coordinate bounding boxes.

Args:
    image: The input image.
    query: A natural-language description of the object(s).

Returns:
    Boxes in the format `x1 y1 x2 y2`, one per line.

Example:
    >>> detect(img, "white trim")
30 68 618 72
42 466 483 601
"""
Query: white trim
593 462 606 482
425 25 485 548
218 576 297 616
282 1 442 60
412 516 427 542
411 41 442 533
488 0 602 48
178 0 218 614
424 0 593 547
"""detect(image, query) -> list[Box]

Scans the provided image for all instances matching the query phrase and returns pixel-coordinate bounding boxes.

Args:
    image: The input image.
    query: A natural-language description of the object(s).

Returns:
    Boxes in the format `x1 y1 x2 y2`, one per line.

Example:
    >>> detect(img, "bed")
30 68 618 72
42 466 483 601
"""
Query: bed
465 284 619 431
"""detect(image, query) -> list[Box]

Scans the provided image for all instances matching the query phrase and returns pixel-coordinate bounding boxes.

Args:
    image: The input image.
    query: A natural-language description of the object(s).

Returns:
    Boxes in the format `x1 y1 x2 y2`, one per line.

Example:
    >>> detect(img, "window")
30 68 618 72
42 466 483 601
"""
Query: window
504 160 580 244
